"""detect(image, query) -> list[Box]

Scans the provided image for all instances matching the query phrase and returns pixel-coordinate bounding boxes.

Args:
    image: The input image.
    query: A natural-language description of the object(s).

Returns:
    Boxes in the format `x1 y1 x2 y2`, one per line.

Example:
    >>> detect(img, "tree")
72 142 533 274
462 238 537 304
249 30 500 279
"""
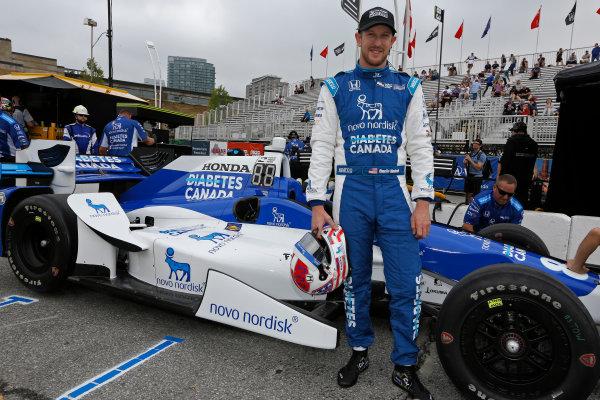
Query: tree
80 58 105 85
209 85 233 109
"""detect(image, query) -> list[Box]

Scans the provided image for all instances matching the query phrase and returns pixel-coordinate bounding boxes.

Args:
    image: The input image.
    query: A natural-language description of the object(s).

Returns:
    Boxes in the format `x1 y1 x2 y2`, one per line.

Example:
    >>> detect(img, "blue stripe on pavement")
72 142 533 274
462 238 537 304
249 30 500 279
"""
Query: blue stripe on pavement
0 295 37 308
56 336 183 400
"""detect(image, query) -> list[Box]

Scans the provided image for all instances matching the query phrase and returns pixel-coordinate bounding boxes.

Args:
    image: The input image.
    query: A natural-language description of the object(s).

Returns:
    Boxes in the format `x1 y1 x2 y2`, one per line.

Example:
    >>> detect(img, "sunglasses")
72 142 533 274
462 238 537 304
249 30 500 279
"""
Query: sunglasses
496 187 514 197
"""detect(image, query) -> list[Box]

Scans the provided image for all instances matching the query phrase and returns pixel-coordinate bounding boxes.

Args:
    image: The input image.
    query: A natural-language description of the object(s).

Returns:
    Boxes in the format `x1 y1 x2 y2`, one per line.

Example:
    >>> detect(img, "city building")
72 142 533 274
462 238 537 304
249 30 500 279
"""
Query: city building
0 38 65 75
143 77 166 86
167 56 215 94
245 75 289 99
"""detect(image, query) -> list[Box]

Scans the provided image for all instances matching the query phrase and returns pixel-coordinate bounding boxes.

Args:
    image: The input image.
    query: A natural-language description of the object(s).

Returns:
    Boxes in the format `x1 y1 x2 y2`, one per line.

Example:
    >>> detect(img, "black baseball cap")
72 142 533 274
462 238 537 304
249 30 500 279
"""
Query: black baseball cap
509 121 527 133
358 7 396 35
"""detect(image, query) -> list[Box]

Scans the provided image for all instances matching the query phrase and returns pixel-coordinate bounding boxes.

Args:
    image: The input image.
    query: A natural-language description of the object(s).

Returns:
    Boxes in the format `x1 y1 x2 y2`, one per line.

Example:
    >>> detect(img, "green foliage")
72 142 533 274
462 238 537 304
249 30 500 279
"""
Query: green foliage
209 85 233 110
80 58 105 85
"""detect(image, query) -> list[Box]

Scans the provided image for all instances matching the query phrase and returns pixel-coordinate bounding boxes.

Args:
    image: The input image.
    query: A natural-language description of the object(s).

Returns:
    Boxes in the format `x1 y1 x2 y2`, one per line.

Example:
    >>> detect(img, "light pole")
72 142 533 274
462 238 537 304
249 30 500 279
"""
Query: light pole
83 18 98 62
145 41 162 108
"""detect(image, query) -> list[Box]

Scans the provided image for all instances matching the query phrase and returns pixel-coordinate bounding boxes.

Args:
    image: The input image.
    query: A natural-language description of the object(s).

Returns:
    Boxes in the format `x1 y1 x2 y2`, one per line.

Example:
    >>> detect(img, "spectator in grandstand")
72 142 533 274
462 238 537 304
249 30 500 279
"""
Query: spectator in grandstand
517 83 531 101
294 85 299 94
592 44 600 62
441 86 453 107
463 138 487 203
529 63 541 79
566 52 577 65
518 58 529 73
431 69 439 81
502 83 512 97
420 70 427 80
271 94 280 104
542 98 557 116
465 52 478 74
501 54 507 69
508 54 517 76
493 81 503 98
556 48 564 66
413 71 419 78
514 79 523 91
10 96 37 138
428 92 440 109
448 63 457 76
581 50 591 64
462 174 524 233
278 96 286 105
310 76 315 90
516 98 527 114
498 121 538 208
491 60 500 73
503 101 516 116
453 84 461 98
567 228 600 274
537 54 546 67
482 74 494 96
502 67 510 83
298 85 305 94
459 84 469 100
301 108 311 122
461 75 470 86
519 103 531 116
470 79 482 105
484 61 492 73
528 98 538 117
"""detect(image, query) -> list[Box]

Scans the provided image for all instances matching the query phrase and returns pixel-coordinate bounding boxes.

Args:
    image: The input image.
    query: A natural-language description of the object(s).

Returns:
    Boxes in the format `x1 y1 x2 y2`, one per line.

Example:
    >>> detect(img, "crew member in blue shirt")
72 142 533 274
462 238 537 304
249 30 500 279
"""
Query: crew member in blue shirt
284 130 305 161
63 105 98 154
99 109 154 156
462 174 523 233
0 103 29 161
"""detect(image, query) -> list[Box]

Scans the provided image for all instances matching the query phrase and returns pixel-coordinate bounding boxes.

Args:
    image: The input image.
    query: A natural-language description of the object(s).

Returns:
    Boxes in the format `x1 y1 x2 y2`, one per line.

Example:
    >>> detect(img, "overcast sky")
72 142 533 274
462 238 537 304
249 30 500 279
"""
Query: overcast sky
1 0 598 98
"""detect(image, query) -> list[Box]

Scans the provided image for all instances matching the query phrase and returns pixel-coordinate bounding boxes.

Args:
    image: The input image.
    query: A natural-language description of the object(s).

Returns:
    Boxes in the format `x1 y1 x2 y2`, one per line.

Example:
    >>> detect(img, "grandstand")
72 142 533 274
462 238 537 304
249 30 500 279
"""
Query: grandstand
175 45 594 156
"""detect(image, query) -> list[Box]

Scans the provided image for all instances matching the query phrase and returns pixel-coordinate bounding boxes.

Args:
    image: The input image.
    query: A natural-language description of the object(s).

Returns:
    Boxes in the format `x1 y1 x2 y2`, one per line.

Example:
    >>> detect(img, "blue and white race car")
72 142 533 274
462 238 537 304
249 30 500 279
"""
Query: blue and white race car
2 139 599 400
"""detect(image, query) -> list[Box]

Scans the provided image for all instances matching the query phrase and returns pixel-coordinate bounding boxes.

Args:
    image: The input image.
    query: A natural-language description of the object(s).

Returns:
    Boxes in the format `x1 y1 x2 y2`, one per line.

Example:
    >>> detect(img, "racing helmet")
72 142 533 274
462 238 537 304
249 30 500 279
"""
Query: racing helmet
290 226 348 295
1 97 13 112
72 105 89 116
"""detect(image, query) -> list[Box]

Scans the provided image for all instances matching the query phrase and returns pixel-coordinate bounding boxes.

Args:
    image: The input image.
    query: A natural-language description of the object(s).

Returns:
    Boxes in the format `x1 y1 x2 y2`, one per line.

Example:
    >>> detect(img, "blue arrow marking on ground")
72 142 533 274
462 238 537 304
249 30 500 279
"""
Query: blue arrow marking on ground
0 295 37 308
56 336 184 400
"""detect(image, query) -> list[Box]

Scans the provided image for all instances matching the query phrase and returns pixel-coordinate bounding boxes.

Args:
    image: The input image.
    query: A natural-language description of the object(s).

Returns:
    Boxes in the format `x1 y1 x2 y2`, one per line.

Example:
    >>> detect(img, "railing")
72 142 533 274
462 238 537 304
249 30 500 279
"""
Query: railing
429 115 558 145
175 120 313 142
410 44 595 78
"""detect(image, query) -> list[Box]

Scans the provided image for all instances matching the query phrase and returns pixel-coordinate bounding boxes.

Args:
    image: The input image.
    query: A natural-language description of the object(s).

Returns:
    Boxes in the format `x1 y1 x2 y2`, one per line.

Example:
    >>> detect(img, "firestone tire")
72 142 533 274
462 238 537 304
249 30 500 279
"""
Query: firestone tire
436 264 600 400
478 223 550 257
6 194 78 292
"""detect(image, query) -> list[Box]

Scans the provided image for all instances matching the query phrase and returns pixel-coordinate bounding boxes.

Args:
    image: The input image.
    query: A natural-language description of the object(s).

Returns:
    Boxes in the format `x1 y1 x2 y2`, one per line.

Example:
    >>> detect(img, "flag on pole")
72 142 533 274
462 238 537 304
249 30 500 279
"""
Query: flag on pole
455 22 464 39
531 7 541 29
565 2 576 25
407 32 416 58
403 0 413 32
310 46 313 61
597 7 600 14
320 46 328 58
481 17 491 38
334 43 345 56
425 26 438 43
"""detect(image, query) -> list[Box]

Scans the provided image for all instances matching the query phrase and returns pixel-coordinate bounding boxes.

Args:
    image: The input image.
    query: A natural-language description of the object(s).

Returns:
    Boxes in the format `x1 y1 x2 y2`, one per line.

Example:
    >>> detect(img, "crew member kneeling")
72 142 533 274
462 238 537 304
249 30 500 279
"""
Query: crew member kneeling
462 174 523 233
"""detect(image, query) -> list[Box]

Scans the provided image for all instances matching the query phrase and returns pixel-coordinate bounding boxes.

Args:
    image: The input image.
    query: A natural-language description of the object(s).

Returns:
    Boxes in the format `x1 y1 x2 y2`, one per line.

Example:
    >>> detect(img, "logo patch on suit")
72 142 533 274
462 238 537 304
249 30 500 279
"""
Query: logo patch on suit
357 94 382 120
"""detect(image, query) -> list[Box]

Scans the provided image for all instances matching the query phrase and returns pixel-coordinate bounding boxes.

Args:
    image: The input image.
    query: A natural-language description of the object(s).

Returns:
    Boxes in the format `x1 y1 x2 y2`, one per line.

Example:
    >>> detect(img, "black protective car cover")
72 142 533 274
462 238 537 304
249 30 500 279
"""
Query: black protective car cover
545 62 600 216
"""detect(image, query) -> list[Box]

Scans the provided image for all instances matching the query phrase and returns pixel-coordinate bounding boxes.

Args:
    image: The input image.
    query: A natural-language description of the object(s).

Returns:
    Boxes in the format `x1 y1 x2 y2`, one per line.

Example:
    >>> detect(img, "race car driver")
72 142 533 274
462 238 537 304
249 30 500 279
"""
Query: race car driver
462 174 524 233
63 105 98 154
306 7 434 399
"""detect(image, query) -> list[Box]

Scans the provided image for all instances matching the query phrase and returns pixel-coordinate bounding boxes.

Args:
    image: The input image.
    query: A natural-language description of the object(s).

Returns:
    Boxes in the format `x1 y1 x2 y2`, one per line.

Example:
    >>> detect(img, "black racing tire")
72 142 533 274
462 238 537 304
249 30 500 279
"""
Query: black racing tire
6 194 78 292
478 223 550 257
436 264 600 400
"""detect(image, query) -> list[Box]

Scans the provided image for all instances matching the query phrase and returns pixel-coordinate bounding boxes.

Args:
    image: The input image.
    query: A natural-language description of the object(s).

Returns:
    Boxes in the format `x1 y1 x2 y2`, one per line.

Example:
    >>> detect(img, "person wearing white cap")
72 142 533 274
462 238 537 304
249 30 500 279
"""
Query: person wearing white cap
63 105 98 154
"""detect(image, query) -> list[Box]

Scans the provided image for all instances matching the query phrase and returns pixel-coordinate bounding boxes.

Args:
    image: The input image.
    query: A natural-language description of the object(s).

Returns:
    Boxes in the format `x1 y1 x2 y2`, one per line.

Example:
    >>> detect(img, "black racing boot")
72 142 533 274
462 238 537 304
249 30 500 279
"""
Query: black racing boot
337 349 369 387
392 365 434 400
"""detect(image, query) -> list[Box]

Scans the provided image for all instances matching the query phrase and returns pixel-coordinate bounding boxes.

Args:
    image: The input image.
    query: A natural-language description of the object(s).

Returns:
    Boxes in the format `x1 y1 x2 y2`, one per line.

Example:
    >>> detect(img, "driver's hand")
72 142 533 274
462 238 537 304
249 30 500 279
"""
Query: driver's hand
411 200 431 239
311 205 336 237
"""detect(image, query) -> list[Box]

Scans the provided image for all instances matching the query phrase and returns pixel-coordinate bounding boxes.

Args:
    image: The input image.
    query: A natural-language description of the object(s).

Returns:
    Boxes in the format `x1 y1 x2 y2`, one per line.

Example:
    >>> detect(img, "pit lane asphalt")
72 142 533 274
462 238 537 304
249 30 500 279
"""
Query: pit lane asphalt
1 258 599 400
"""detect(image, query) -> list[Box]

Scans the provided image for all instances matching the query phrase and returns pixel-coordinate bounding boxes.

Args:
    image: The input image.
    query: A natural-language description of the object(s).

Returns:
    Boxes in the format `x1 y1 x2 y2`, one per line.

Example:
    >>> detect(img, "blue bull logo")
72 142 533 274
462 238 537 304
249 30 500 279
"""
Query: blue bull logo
165 248 190 282
86 199 110 213
189 232 230 244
